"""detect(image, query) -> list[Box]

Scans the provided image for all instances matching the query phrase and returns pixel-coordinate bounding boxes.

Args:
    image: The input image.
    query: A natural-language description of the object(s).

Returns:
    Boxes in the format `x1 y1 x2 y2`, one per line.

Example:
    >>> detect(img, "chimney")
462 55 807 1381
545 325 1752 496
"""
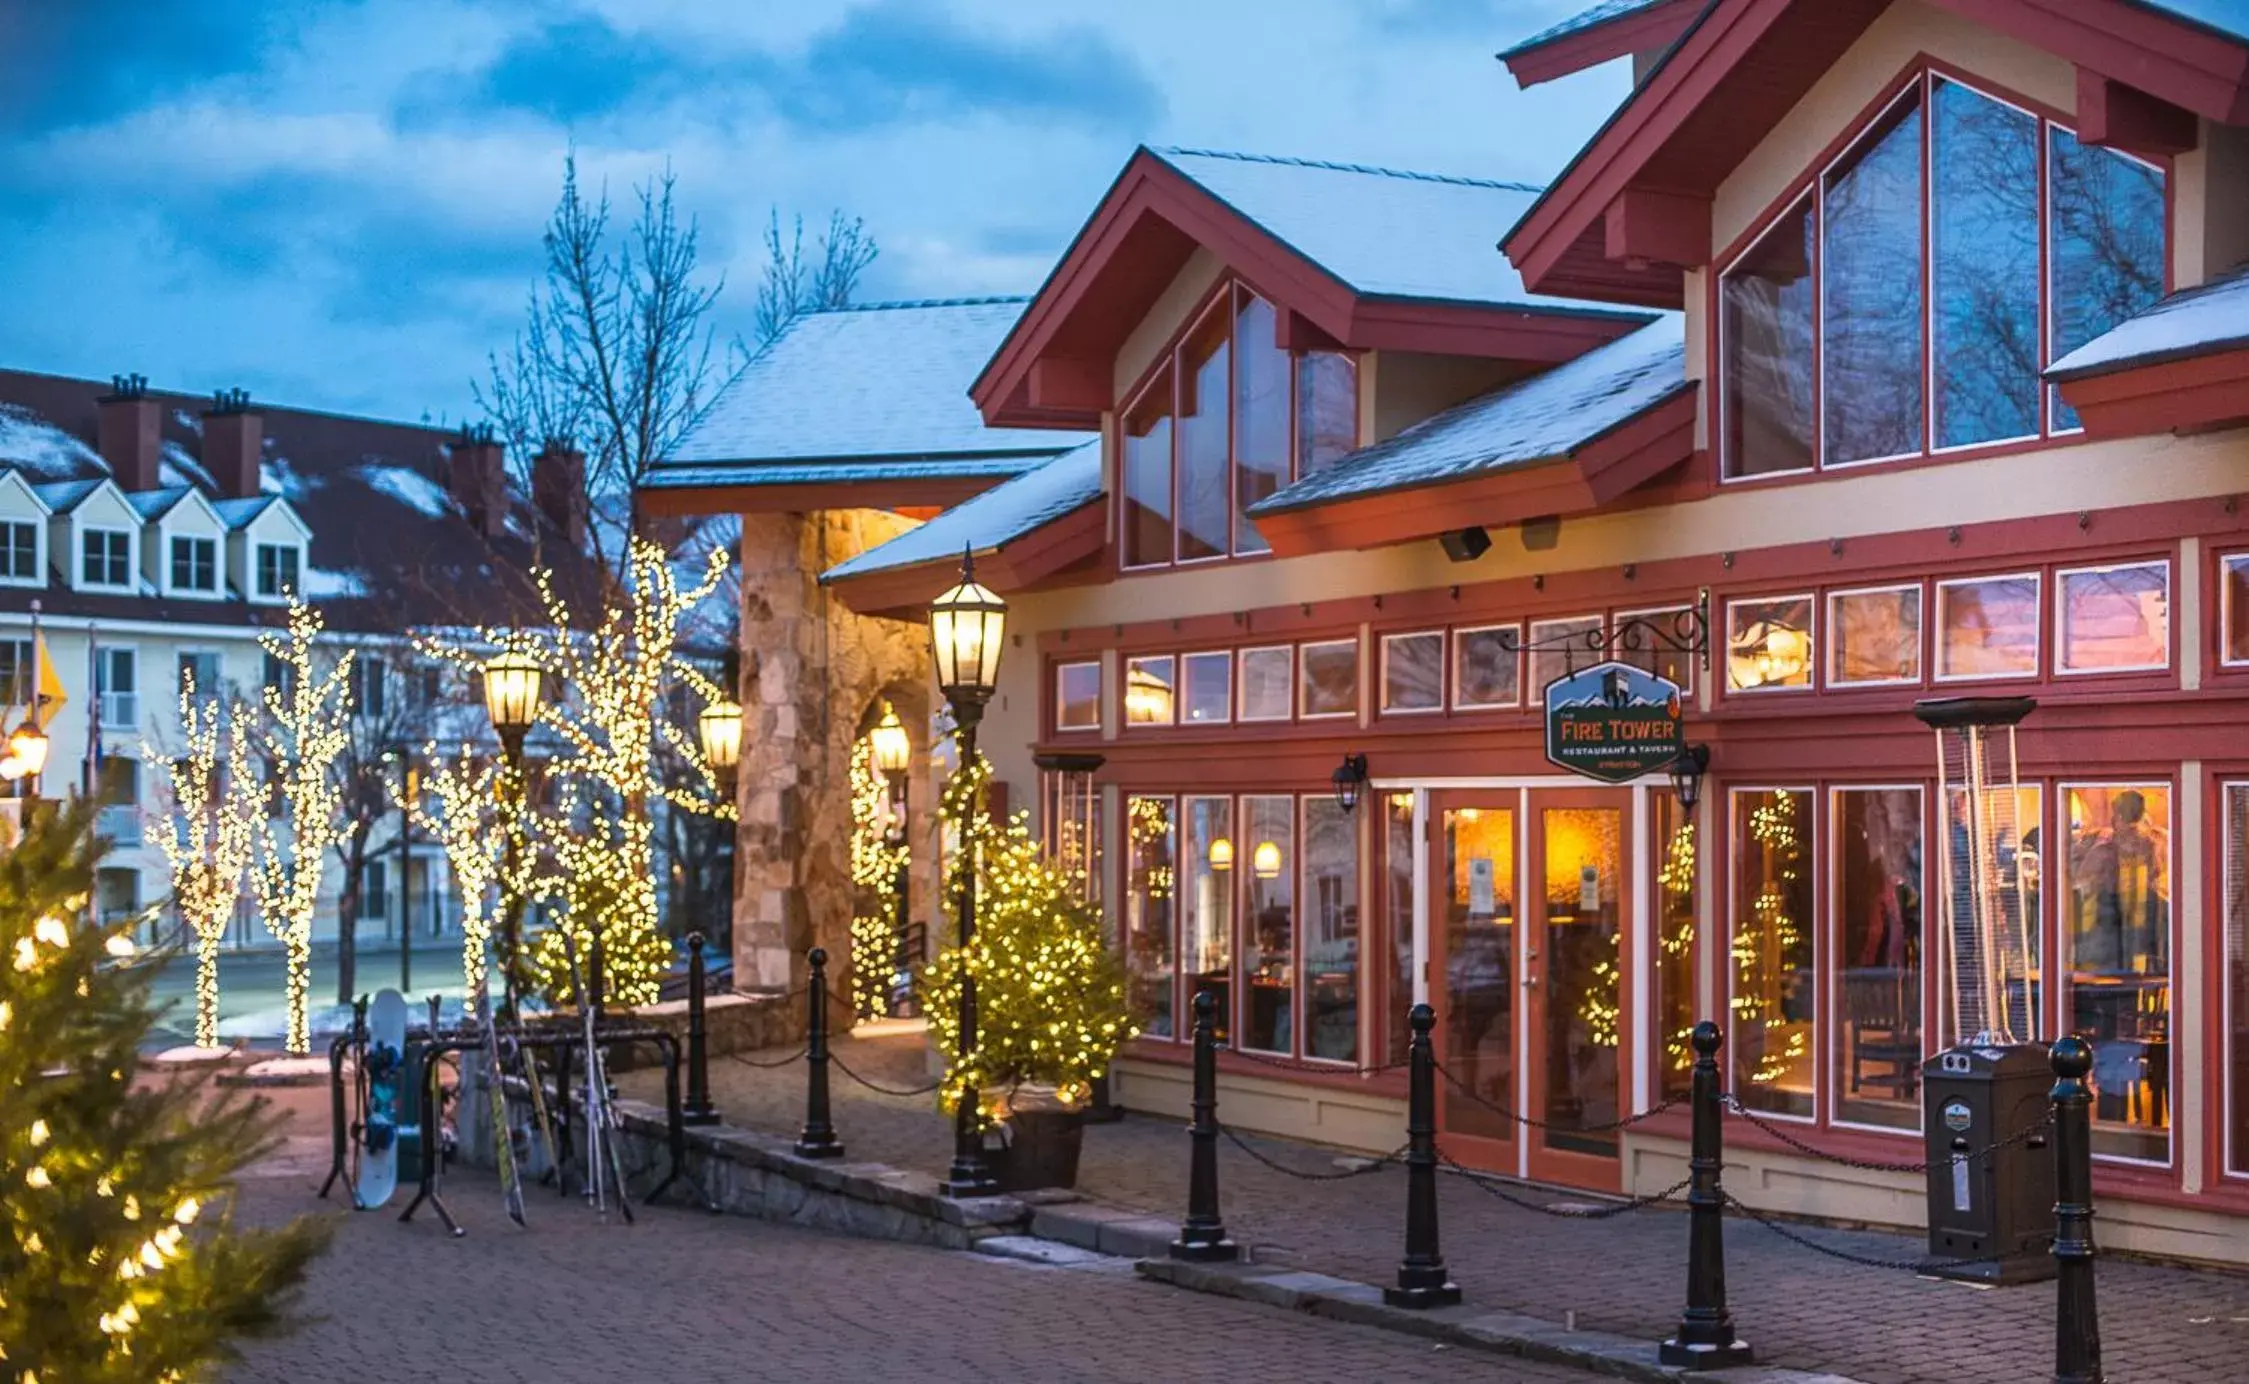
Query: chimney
532 438 588 545
447 423 508 538
97 373 161 491
201 388 264 498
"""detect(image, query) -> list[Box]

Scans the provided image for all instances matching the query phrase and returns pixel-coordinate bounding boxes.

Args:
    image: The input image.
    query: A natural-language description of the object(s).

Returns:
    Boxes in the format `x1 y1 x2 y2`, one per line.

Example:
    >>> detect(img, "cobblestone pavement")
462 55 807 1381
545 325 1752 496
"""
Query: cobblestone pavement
625 1024 2249 1384
223 1103 1586 1383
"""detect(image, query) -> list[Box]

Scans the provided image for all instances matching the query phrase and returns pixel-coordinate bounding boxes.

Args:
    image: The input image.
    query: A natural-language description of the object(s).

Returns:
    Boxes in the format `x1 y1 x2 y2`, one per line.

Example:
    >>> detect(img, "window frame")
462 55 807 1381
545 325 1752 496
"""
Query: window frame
1122 653 1178 728
1297 792 1361 1067
1824 582 1925 688
1179 649 1234 726
1724 592 1818 695
168 533 218 595
1726 783 1821 1124
254 542 302 601
1237 644 1295 723
2053 558 2171 677
0 520 38 584
1527 614 1606 698
1714 60 2172 484
1613 603 1699 696
80 527 132 590
1825 782 1930 1136
1932 570 2044 684
1053 660 1102 734
1296 638 1361 722
2222 779 2249 1183
1377 629 1446 717
1450 622 1524 711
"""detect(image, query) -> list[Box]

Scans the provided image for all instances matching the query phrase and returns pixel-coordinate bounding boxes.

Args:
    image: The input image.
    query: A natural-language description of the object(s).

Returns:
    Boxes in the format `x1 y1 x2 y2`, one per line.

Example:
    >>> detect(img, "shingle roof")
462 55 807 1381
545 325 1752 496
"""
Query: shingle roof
126 485 194 521
1499 0 1675 58
2046 265 2249 381
1250 316 1688 515
2136 1 2249 43
649 299 1093 487
30 478 104 514
210 495 279 530
1150 148 1641 317
821 440 1102 583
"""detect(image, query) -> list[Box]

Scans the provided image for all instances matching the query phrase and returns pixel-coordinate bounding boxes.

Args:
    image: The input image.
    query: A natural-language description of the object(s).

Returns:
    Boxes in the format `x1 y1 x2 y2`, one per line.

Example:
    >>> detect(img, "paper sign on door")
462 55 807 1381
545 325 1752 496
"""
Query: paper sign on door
1578 864 1601 914
1469 857 1495 918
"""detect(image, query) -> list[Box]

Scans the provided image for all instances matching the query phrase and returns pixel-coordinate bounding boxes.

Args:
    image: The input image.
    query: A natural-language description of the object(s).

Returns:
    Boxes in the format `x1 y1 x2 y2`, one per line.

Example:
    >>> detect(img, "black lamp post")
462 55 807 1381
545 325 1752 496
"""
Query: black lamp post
480 649 545 1020
1668 743 1711 811
930 551 1006 1198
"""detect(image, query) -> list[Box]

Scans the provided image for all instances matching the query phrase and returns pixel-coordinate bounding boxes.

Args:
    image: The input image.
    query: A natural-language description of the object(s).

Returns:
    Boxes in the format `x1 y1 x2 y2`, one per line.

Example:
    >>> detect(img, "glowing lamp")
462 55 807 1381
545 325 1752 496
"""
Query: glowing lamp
869 702 911 776
1208 836 1234 872
480 650 545 735
1252 840 1282 880
929 550 1007 704
698 696 744 771
8 721 49 779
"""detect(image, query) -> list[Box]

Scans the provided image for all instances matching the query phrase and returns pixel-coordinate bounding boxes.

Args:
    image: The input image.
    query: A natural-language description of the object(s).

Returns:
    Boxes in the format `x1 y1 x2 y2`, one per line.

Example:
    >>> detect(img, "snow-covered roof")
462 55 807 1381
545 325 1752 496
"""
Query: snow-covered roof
1500 0 1672 58
1251 317 1689 515
0 404 105 482
2137 1 2249 43
2046 265 2249 381
1151 148 1638 317
822 441 1103 583
650 299 1093 487
31 478 104 514
211 495 279 530
126 485 194 521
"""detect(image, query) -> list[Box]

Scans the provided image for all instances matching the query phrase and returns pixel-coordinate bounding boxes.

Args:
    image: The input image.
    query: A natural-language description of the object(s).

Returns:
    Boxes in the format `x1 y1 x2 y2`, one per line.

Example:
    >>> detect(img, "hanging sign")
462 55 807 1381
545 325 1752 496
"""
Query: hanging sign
1542 660 1685 784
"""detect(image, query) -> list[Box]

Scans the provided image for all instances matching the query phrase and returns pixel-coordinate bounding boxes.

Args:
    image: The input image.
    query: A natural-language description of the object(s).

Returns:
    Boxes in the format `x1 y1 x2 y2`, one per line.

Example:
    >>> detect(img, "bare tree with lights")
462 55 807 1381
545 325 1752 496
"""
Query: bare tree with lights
403 744 504 999
152 676 261 1050
248 601 355 1055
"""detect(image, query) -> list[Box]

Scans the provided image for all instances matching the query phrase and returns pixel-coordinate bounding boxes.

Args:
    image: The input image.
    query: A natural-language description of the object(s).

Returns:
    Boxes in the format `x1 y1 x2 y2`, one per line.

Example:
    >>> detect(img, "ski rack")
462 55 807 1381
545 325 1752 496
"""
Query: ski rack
317 997 372 1204
394 1021 701 1236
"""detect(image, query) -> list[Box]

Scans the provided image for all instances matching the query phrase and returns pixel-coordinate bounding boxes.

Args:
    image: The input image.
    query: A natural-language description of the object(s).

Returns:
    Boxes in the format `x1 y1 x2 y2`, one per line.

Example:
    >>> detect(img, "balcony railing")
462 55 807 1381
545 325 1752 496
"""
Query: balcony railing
96 804 141 847
99 691 139 730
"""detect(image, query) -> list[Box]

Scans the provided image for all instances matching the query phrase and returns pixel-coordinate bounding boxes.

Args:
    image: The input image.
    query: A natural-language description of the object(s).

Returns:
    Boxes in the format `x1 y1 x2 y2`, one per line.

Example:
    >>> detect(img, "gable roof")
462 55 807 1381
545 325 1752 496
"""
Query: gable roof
1246 317 1695 554
211 495 279 530
1501 0 2249 306
126 485 196 521
974 145 1655 430
642 299 1093 514
31 478 106 515
1499 0 1703 86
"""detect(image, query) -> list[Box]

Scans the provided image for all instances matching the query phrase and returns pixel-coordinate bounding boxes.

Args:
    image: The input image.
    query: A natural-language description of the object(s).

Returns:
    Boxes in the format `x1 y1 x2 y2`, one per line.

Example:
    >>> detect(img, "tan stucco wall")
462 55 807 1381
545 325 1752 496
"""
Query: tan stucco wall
1113 248 1226 402
1370 352 1528 444
2179 118 2249 285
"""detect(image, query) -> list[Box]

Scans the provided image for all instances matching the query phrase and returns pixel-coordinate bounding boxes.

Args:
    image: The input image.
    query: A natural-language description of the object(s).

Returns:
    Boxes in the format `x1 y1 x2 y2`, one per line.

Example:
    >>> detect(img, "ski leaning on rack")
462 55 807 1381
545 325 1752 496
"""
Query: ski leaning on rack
473 982 527 1227
561 930 633 1224
518 1034 559 1189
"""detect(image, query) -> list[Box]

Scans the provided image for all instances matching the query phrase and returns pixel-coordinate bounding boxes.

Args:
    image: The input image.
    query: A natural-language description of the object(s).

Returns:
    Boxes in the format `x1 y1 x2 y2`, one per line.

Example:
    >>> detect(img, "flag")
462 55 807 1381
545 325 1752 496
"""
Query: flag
32 630 65 722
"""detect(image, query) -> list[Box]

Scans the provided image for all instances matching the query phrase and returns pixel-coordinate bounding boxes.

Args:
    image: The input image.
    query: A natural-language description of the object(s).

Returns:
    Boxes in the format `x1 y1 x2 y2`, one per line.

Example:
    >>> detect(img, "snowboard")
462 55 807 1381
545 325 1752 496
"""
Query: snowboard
474 982 527 1226
354 989 408 1210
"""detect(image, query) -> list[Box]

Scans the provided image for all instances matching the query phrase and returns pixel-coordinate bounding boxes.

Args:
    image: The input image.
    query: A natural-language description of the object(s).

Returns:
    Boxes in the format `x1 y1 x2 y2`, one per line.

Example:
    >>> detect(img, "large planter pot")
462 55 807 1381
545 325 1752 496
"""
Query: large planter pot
992 1098 1087 1191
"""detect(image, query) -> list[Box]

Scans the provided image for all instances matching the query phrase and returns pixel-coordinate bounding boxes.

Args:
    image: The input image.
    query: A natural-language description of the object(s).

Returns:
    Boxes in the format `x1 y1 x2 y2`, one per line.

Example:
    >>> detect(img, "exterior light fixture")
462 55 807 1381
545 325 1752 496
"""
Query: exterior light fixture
929 549 1007 708
1332 752 1369 814
479 644 546 1020
1252 840 1283 880
698 696 744 772
5 720 47 780
480 650 545 743
1208 836 1234 872
869 702 912 777
1668 743 1711 812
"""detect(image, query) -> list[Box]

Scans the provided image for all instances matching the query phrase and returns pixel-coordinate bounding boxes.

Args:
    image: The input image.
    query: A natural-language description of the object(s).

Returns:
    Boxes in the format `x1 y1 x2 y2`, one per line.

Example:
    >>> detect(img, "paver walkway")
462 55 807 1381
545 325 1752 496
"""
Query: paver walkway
622 1024 2249 1384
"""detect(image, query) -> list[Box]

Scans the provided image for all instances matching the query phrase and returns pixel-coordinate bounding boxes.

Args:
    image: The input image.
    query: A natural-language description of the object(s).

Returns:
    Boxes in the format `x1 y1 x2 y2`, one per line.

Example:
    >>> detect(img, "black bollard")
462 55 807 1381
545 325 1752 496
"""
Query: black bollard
1385 1002 1460 1308
795 947 844 1159
682 931 720 1127
2051 1036 2103 1384
1661 1021 1754 1368
1170 990 1237 1262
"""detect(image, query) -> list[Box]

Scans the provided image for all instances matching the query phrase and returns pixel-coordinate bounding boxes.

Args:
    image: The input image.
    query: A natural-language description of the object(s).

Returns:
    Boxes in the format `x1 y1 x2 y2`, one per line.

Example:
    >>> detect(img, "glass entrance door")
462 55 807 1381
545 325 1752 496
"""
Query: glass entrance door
1431 794 1517 1171
1524 791 1629 1190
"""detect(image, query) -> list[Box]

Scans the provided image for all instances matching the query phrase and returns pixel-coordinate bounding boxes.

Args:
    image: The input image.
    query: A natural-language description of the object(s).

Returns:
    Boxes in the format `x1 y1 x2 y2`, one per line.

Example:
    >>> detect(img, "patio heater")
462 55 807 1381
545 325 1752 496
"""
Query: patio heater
1915 696 2039 1047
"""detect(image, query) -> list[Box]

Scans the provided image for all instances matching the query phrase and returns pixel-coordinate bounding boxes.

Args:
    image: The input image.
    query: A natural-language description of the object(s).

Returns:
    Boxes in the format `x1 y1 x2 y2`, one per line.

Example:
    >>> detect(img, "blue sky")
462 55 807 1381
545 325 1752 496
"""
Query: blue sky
0 0 1629 427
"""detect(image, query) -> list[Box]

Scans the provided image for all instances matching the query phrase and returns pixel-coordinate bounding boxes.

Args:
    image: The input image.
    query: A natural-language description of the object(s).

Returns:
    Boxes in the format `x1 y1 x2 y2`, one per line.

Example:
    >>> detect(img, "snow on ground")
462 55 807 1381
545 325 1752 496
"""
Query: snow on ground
355 461 452 519
0 404 104 480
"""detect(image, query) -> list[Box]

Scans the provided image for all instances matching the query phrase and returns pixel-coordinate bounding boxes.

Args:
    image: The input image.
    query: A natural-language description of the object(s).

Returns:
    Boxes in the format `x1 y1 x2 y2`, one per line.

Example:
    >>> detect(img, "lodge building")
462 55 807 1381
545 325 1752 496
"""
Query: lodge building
643 0 2249 1265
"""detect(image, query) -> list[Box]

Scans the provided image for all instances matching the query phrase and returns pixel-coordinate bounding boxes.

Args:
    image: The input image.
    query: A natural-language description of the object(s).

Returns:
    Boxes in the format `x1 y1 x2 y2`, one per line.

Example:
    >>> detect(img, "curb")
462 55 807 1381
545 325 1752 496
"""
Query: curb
1135 1257 1872 1384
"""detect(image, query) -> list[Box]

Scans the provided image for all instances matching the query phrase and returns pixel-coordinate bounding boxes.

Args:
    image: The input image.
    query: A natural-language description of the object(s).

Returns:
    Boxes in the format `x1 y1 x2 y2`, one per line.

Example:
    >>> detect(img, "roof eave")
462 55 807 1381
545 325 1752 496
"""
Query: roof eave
1499 0 1705 87
822 496 1108 615
2052 343 2249 439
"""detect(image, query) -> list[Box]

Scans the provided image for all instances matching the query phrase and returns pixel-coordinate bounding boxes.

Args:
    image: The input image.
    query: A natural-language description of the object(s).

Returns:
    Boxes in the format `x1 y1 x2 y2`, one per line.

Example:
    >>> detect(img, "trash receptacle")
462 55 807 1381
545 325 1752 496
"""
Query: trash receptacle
1921 1040 2054 1283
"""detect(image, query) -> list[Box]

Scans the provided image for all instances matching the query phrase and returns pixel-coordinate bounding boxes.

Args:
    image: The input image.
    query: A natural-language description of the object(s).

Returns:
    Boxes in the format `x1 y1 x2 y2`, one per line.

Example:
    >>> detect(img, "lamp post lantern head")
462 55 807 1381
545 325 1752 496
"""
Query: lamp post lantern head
869 701 911 776
929 550 1007 707
5 720 46 780
699 696 744 771
480 649 545 738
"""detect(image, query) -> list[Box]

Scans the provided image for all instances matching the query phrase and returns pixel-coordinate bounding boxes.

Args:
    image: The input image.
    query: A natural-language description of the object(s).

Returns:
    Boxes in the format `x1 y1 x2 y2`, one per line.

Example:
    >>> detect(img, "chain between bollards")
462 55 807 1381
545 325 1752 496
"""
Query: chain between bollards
681 931 720 1127
1661 1021 1754 1369
794 947 844 1159
1170 990 1237 1262
2051 1036 2103 1384
1385 1002 1460 1308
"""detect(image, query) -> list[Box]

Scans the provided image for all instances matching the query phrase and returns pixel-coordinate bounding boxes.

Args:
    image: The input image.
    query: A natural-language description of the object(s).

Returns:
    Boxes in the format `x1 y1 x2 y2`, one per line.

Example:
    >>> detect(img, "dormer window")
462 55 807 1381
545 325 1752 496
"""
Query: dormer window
255 543 301 600
1719 65 2167 481
1120 281 1360 569
80 529 130 588
0 522 35 582
169 535 217 594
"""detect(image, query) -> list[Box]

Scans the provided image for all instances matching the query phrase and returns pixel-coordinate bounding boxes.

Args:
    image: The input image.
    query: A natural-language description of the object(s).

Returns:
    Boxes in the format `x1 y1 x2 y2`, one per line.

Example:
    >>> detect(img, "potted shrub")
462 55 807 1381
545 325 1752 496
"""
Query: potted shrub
920 755 1135 1191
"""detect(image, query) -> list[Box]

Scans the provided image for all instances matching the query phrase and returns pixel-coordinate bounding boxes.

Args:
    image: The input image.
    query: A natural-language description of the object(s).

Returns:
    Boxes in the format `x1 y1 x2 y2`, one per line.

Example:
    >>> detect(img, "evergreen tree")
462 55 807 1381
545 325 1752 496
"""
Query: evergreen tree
920 756 1135 1118
0 799 330 1382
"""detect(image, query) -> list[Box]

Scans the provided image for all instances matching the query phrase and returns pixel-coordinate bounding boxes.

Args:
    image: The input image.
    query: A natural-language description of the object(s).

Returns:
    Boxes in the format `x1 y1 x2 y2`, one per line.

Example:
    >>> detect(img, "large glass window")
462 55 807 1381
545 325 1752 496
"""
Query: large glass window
1385 792 1416 1070
1176 306 1232 563
1055 662 1101 732
1732 788 1815 1117
1234 292 1290 554
2057 561 2168 674
1240 795 1296 1055
1453 625 1522 709
0 521 34 581
1828 585 1922 686
1726 595 1814 692
1723 196 1816 478
1936 573 2040 680
2223 554 2249 667
1442 803 1517 1144
1528 616 1603 698
1822 88 1925 465
1182 797 1234 1043
1299 639 1359 719
1124 655 1176 726
2061 783 2171 1163
1654 791 1698 1103
1303 798 1359 1063
1380 631 1443 714
2223 784 2249 1177
1238 646 1293 721
1296 352 1359 478
1932 79 2041 447
1121 368 1174 569
1180 651 1232 724
1942 783 2043 1045
2050 130 2167 431
1721 67 2167 477
1125 795 1177 1039
1833 787 1923 1130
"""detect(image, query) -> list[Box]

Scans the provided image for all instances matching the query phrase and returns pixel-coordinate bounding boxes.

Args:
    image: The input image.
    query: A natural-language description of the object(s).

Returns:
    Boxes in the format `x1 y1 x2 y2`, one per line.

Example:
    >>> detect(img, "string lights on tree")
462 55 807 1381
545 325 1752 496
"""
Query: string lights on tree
152 675 259 1050
404 745 503 999
248 600 355 1055
847 736 907 1021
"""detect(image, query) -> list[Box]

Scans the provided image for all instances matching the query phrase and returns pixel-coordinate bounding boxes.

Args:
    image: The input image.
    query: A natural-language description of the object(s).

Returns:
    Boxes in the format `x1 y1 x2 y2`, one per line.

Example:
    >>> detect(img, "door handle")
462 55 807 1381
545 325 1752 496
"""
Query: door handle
1522 973 1540 989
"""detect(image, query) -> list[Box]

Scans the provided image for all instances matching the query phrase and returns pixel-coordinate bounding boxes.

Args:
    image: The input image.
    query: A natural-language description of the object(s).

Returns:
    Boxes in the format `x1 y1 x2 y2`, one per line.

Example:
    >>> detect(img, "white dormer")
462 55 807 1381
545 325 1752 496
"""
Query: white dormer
128 486 229 602
0 470 52 589
213 495 312 605
36 478 140 595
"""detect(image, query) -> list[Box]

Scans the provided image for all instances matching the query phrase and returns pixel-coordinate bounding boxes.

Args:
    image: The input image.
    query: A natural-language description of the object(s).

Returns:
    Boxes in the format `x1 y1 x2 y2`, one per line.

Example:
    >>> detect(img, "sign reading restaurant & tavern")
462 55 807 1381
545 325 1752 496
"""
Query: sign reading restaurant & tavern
1542 660 1685 784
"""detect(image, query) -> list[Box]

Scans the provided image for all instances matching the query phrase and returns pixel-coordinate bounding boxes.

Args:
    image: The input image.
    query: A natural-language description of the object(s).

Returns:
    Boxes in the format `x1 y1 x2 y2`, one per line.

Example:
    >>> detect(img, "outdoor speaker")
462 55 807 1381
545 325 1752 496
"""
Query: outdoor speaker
1439 526 1491 563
